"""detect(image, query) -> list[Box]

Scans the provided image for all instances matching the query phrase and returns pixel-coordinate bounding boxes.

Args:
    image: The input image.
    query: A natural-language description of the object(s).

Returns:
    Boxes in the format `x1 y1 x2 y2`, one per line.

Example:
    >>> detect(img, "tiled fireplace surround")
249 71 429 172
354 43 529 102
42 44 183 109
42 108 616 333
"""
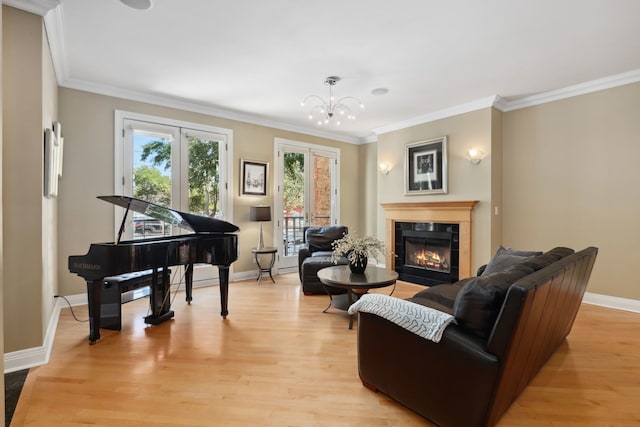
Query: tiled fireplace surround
381 201 478 280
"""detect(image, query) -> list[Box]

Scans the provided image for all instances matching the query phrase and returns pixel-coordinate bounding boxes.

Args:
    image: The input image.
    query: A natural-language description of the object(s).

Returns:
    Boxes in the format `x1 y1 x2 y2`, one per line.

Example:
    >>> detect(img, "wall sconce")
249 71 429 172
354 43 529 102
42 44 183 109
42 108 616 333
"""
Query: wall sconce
467 149 485 165
379 162 391 175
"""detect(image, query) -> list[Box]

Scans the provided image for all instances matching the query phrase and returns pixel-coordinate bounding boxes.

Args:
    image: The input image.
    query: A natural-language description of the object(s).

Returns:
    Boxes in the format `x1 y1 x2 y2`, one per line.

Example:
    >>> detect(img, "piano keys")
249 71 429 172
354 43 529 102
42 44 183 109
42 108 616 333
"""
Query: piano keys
69 195 239 344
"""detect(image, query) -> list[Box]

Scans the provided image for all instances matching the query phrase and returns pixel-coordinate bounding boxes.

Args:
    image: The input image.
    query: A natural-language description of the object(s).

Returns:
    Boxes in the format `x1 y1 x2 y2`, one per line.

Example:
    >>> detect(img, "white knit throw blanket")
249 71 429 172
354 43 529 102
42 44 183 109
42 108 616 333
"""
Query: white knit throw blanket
348 294 454 343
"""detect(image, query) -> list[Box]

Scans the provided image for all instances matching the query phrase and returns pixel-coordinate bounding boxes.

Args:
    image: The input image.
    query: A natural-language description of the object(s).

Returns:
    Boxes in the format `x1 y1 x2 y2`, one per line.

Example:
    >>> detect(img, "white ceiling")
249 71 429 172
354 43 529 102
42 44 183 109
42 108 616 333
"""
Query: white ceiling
11 0 640 143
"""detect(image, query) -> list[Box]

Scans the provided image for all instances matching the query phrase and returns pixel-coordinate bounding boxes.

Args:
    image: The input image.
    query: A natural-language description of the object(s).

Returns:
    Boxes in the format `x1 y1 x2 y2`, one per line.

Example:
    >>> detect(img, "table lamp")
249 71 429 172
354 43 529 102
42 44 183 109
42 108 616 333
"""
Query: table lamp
250 205 271 249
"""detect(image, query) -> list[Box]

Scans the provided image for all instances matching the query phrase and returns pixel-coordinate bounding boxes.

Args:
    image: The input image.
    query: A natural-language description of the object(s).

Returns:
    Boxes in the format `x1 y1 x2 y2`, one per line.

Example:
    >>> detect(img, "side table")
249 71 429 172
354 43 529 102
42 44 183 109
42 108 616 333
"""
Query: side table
251 247 277 284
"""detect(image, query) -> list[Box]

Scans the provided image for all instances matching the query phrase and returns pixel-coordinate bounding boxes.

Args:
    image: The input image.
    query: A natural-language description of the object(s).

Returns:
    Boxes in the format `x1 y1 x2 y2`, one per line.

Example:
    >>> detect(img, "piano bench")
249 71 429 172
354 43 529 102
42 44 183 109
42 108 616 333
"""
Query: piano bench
101 269 170 330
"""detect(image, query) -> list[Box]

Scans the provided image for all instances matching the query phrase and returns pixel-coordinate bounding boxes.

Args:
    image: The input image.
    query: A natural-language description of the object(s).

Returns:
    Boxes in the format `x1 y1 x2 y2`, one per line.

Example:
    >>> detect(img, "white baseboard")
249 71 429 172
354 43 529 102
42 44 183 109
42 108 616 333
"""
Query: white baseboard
582 292 640 313
4 297 62 373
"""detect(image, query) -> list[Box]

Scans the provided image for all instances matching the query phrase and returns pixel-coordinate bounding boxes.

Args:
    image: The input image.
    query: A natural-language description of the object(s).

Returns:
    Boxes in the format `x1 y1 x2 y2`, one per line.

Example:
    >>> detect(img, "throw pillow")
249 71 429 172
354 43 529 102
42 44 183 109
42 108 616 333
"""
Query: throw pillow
453 247 574 339
481 246 542 276
453 263 535 339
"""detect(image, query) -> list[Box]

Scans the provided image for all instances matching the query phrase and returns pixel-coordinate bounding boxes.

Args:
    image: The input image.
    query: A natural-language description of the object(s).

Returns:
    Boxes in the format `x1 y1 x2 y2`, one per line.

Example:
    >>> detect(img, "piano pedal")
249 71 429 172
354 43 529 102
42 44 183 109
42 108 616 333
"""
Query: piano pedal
144 310 175 325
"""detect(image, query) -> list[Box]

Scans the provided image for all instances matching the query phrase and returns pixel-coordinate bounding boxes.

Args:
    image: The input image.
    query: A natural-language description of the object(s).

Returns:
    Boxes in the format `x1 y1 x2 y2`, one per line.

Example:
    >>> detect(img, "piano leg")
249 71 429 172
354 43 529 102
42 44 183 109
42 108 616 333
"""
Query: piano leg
218 266 230 319
87 279 103 344
185 263 193 304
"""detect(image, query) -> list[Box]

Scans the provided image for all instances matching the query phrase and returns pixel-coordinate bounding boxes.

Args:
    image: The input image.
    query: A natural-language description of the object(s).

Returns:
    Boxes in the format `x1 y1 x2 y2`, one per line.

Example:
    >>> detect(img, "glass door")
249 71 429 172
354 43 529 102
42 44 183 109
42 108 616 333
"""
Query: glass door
120 118 229 285
275 139 339 272
180 128 227 283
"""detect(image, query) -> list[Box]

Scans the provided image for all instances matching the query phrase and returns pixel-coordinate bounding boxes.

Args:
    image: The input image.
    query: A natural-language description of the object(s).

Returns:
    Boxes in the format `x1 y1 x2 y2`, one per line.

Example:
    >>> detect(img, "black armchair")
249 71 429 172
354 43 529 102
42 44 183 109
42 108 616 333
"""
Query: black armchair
298 226 349 295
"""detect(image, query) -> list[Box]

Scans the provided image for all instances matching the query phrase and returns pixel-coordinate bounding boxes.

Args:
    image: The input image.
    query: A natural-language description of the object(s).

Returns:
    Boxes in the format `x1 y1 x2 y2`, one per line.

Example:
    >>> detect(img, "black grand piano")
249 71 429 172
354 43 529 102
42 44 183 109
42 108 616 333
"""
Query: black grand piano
69 195 239 344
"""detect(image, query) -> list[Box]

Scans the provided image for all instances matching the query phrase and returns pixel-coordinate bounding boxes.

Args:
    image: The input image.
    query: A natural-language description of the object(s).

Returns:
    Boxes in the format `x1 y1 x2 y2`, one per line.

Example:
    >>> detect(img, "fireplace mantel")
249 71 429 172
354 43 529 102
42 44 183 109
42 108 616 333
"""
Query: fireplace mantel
381 201 478 280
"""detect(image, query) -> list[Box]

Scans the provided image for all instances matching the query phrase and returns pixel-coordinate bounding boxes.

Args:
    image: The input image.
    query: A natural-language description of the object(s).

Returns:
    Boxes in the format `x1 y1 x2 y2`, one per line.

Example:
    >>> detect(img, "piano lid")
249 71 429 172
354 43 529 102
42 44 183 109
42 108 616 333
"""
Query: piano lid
99 195 239 233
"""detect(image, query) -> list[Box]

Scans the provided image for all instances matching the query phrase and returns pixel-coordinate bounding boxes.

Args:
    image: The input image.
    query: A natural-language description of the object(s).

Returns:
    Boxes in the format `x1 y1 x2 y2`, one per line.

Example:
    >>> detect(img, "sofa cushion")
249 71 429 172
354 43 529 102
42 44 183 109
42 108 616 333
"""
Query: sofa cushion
453 247 575 339
481 246 542 276
408 281 467 313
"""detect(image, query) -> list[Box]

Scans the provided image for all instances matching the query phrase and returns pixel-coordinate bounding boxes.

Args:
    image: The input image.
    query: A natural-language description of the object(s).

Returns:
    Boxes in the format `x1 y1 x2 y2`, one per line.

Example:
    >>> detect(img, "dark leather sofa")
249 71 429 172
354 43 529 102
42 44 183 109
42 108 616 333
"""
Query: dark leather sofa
298 226 349 295
357 246 598 427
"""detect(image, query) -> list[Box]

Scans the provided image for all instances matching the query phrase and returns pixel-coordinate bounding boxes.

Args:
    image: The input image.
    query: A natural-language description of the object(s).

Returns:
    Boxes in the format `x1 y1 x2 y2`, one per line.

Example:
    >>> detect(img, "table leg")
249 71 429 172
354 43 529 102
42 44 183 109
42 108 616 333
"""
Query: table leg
267 252 276 283
348 289 354 330
255 252 264 284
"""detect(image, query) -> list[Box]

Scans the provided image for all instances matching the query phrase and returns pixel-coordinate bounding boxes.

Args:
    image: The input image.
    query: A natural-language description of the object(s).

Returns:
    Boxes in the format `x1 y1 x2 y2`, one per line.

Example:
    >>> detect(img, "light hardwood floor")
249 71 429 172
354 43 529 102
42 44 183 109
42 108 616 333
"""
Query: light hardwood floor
11 273 640 426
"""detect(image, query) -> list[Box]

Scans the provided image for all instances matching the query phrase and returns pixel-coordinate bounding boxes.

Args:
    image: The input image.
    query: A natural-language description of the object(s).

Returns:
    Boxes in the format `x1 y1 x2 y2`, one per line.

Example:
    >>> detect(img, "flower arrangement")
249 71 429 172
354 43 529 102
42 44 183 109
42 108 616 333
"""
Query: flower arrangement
330 234 386 265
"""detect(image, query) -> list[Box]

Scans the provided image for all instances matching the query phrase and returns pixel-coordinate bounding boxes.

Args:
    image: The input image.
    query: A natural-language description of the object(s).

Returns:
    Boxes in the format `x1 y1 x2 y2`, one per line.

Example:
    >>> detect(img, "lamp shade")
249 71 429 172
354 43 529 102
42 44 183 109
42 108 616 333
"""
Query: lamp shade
250 206 271 222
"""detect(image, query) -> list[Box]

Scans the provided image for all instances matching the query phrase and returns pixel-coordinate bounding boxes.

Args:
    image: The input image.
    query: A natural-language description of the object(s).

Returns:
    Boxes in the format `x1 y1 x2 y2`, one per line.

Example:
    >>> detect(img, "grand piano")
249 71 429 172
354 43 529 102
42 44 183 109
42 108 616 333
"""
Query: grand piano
69 195 239 344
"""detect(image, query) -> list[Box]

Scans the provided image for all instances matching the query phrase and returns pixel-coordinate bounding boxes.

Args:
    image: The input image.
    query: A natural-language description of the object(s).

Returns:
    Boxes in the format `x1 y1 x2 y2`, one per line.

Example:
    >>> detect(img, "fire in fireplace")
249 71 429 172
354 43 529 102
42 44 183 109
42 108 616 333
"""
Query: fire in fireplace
405 238 451 273
395 222 459 286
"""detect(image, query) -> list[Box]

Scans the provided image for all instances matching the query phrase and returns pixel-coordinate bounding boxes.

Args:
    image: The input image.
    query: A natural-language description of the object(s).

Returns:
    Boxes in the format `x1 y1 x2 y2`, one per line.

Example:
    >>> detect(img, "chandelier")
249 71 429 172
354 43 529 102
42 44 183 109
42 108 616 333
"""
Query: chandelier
300 76 364 126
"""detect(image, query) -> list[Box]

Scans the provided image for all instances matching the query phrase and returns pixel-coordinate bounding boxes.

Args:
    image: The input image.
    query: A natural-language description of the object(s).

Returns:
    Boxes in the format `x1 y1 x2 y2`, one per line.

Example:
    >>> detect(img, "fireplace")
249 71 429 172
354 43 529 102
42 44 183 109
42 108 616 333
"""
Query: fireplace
395 222 459 286
381 201 477 286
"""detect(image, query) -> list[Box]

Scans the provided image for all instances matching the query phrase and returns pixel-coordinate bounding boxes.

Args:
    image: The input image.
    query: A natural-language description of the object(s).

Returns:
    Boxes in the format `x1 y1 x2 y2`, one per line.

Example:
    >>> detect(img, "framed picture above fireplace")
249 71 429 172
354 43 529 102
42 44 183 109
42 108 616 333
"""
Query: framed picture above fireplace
404 136 448 195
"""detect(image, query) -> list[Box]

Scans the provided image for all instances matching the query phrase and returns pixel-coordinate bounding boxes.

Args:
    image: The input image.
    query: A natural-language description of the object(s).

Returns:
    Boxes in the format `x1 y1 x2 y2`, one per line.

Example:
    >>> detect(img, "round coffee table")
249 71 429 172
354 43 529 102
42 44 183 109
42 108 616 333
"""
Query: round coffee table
317 265 398 329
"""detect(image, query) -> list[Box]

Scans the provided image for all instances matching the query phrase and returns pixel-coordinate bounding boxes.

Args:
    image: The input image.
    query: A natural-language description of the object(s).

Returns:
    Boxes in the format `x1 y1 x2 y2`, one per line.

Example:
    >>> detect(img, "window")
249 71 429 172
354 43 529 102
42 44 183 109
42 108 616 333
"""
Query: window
115 111 233 284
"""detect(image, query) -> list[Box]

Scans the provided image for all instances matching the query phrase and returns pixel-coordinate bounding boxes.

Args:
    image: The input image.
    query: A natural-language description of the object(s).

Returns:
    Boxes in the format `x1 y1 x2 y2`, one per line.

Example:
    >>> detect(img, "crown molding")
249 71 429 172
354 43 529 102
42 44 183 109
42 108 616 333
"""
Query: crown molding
498 69 640 112
371 69 640 136
42 1 68 83
363 134 379 144
60 78 362 145
3 0 59 16
372 95 499 136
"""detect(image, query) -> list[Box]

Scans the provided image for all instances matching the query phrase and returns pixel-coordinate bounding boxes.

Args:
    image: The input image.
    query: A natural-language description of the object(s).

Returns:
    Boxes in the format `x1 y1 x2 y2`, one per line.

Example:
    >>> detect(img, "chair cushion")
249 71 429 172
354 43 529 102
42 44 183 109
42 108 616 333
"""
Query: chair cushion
300 256 348 295
305 226 348 253
301 256 337 275
311 251 334 258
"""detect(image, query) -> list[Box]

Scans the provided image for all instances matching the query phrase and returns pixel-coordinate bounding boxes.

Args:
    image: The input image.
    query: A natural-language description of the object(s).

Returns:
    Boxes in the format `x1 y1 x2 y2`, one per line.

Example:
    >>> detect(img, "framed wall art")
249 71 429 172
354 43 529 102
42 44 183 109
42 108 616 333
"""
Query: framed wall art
405 136 448 195
241 159 268 196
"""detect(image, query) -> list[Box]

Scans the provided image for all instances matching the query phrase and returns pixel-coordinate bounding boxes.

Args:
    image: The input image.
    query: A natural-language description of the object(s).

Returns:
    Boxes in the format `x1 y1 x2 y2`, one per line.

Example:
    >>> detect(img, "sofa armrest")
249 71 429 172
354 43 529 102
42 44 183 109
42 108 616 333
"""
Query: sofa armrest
358 312 499 427
349 294 454 342
298 245 311 280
